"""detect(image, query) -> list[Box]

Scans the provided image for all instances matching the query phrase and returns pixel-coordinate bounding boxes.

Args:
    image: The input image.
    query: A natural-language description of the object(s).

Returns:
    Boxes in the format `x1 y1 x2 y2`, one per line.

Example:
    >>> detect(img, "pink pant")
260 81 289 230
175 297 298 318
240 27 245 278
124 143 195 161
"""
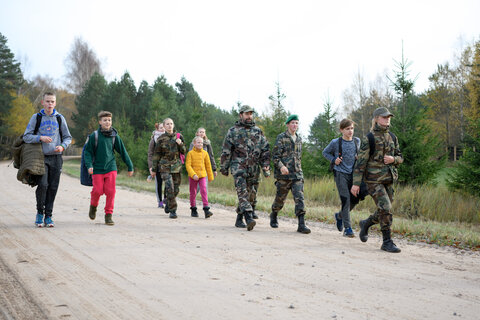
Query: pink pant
189 177 209 207
91 171 117 214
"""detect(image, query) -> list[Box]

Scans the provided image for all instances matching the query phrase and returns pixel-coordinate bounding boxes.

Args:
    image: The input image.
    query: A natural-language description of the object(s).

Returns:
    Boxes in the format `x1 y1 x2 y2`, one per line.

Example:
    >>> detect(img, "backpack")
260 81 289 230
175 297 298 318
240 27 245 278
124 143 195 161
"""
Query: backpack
34 112 64 142
329 137 360 176
366 131 397 157
80 131 116 186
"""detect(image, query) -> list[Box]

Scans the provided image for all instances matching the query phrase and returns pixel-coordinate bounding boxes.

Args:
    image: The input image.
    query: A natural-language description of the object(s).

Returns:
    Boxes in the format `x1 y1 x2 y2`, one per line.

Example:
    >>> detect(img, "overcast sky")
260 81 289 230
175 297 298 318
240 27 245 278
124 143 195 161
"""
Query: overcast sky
1 0 479 134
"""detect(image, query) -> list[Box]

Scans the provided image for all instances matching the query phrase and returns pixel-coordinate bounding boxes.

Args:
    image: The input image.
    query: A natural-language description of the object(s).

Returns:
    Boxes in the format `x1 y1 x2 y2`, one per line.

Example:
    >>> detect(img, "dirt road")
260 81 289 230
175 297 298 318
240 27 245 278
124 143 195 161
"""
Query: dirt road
0 161 479 319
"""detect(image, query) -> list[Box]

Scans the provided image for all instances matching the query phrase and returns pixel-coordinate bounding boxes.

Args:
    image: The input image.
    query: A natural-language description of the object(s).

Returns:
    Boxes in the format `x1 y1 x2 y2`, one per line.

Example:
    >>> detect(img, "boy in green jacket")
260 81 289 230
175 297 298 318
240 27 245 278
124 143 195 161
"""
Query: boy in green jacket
84 111 134 225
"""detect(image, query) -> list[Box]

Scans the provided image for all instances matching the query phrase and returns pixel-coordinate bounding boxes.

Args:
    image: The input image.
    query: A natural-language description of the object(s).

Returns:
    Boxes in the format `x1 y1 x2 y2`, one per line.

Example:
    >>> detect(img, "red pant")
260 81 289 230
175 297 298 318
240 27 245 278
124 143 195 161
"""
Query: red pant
189 177 209 207
91 171 117 214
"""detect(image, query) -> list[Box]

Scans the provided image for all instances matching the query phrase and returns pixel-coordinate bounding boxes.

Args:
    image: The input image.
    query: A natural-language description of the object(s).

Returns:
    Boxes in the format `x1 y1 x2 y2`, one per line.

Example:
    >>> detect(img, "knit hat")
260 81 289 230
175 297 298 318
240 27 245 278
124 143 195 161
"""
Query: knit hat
285 114 299 124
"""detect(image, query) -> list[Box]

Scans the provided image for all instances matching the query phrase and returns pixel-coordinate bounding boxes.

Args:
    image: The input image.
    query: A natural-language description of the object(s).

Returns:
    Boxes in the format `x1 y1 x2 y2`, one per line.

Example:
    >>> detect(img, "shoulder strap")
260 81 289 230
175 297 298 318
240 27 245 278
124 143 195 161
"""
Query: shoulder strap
389 131 397 145
94 131 98 150
338 137 343 157
56 114 63 143
367 132 375 157
33 113 42 135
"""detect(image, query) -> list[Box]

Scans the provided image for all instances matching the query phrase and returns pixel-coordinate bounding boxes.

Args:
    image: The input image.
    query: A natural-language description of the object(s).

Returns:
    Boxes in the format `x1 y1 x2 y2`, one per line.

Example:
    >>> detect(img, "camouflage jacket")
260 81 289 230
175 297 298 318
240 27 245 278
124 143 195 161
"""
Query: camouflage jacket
272 130 303 180
152 131 186 173
220 120 270 176
353 123 403 186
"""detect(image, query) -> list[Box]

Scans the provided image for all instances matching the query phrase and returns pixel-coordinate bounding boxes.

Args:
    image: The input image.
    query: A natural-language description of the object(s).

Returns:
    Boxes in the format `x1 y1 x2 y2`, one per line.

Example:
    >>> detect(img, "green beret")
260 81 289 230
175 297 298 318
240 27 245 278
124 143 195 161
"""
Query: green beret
285 114 299 124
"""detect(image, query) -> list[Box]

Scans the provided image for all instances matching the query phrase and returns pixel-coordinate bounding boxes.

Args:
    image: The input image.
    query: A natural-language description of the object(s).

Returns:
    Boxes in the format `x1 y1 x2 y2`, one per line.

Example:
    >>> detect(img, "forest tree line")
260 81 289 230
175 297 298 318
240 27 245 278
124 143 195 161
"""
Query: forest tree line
1 33 479 197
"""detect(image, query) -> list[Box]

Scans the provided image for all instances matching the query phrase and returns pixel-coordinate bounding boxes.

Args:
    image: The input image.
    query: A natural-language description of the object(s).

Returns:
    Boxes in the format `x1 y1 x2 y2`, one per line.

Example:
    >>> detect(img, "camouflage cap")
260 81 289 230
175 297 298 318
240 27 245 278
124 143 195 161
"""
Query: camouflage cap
239 105 255 113
373 107 394 117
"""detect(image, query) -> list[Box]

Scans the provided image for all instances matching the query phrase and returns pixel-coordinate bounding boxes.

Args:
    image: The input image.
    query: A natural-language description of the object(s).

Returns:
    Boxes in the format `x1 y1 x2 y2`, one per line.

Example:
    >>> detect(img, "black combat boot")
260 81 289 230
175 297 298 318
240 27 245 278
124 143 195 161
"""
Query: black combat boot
252 206 259 219
235 214 246 228
89 205 97 220
297 214 311 234
359 217 375 242
164 202 170 214
244 211 256 231
203 207 213 218
169 211 177 219
190 207 198 217
381 230 401 253
269 212 278 228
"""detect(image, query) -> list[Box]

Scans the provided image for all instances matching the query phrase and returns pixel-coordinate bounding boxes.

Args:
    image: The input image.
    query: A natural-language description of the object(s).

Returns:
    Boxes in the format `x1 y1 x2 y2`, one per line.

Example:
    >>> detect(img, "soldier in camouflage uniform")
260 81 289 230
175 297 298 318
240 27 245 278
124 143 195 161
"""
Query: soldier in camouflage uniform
351 107 403 253
152 118 186 219
220 105 270 231
270 115 310 234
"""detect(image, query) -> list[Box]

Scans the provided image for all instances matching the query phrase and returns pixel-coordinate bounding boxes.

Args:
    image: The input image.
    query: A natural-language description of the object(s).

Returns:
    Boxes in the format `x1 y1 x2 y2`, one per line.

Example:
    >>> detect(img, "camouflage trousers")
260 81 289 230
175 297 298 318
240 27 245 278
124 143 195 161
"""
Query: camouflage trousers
367 182 394 231
234 172 260 214
161 172 181 211
271 179 305 217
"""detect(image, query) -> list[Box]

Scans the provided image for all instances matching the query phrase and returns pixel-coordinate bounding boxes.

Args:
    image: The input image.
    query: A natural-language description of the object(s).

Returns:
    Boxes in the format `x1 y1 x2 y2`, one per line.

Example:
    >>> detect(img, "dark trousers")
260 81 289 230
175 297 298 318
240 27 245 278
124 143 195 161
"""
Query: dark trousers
155 174 164 203
36 155 63 217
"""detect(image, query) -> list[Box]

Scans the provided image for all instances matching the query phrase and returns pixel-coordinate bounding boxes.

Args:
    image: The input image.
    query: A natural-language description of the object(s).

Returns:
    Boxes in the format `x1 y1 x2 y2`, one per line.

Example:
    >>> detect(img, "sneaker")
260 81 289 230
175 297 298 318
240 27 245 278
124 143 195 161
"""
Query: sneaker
343 227 355 238
44 216 54 228
335 213 343 232
35 214 44 228
158 200 164 208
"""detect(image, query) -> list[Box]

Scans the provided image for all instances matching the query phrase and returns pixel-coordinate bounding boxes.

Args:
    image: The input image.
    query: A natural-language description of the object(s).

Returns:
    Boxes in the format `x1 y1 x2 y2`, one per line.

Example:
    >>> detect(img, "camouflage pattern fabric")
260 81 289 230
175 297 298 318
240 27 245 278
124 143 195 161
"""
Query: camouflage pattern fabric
152 131 186 174
272 130 303 180
162 172 181 211
353 123 403 186
235 165 261 214
220 119 270 214
366 182 394 231
220 120 270 176
271 179 305 216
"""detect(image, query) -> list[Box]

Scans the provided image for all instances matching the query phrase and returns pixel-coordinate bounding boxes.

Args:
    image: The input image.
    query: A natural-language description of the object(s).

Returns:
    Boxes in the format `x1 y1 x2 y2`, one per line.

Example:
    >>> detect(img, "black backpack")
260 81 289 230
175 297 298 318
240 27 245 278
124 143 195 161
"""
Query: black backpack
366 131 397 157
80 131 116 186
329 137 360 176
33 112 63 142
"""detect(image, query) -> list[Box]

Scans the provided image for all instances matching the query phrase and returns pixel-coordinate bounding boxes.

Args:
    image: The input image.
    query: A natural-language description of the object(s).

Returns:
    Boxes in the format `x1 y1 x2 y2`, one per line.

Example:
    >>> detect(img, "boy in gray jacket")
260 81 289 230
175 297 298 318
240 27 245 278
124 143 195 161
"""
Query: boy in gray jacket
23 92 72 227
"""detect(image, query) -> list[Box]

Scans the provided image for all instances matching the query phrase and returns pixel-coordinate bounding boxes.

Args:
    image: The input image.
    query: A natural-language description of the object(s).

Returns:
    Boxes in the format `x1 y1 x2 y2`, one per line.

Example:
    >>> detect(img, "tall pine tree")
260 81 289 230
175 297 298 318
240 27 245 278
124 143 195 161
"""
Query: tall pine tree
0 33 24 134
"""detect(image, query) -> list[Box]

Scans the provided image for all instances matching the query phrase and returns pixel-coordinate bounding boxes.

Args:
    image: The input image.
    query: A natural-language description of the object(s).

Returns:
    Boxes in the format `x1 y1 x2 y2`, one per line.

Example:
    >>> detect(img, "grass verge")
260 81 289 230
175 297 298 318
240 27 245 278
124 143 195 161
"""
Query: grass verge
63 159 480 250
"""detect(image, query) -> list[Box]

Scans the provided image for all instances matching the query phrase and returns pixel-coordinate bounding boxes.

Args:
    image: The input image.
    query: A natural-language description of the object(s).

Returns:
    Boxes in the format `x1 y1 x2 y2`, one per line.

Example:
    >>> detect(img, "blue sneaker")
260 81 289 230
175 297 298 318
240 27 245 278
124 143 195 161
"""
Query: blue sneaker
35 214 44 228
158 200 164 208
335 213 343 232
343 227 355 238
44 216 54 228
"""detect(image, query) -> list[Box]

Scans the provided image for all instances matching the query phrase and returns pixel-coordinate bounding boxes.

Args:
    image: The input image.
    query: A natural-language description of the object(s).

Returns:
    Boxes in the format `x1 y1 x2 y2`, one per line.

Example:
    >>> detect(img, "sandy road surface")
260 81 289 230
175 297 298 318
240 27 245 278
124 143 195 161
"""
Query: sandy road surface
0 161 479 319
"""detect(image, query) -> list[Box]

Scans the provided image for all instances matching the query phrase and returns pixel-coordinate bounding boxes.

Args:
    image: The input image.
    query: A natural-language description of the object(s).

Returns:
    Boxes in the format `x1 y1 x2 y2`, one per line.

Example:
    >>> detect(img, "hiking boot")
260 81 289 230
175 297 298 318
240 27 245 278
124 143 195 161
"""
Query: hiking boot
35 213 44 228
164 203 170 214
44 216 54 228
158 200 164 208
105 214 114 226
252 211 259 219
343 227 355 238
297 214 311 234
191 206 199 217
244 211 256 231
203 207 213 219
89 205 97 220
235 214 246 228
169 211 177 219
381 230 401 253
269 213 279 228
334 212 343 232
359 217 375 242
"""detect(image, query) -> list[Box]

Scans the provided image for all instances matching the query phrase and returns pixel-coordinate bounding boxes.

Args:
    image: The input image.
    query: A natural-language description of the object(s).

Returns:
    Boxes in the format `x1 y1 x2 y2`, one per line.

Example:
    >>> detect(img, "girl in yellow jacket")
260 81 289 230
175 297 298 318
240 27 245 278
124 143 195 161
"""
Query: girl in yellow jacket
186 136 215 218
